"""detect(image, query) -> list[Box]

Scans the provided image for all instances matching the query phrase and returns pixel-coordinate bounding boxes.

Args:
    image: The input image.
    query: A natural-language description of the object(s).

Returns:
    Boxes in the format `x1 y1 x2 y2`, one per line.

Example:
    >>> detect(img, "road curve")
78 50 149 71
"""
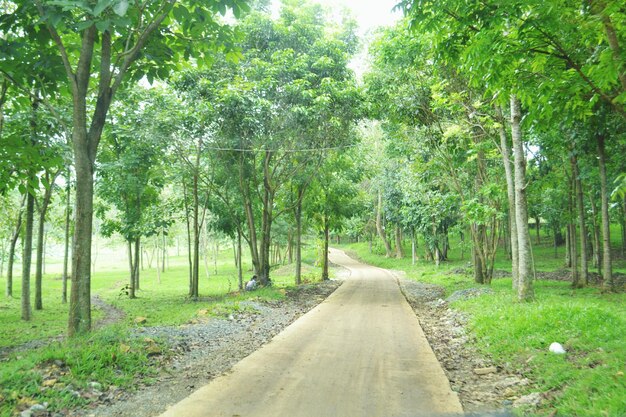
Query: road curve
159 248 463 417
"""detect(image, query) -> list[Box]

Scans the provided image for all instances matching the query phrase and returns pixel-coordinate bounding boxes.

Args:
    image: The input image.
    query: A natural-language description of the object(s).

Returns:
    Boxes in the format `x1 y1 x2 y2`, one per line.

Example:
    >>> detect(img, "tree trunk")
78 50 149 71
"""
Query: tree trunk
496 105 518 289
589 193 601 272
620 195 626 257
127 241 135 299
596 133 613 290
411 228 417 265
237 228 243 291
295 197 302 285
6 200 23 297
534 216 541 244
472 245 484 284
35 172 56 310
22 190 35 321
134 238 140 292
510 96 534 301
156 235 161 284
395 226 404 258
572 154 588 286
322 217 330 280
568 173 580 288
376 189 392 257
62 173 71 304
182 180 193 295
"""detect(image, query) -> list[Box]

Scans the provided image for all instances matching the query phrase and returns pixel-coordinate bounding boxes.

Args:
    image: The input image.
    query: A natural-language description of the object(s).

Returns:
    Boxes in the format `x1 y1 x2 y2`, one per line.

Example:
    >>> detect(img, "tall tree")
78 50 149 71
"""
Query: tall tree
6 0 249 334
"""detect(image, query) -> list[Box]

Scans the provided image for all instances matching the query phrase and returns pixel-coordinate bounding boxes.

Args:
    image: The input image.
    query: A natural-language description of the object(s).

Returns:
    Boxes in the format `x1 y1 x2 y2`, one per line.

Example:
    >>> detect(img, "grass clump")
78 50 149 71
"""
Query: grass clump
0 326 159 417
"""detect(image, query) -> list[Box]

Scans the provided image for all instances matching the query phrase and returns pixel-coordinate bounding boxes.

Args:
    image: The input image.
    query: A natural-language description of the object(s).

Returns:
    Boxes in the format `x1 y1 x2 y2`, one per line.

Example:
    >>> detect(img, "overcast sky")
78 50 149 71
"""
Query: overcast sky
314 0 402 35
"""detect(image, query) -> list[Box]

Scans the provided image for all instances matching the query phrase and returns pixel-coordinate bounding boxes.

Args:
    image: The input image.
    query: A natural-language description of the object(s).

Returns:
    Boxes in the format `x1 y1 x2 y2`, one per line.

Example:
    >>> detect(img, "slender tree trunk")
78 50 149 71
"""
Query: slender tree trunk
395 226 404 258
127 241 135 299
237 228 243 291
192 171 200 299
510 96 533 301
620 196 626 257
472 244 483 283
22 190 35 321
411 228 417 265
62 174 71 304
496 105 519 288
535 216 541 244
589 193 601 272
568 172 580 288
322 217 330 280
35 172 56 310
295 197 302 285
156 235 161 284
572 154 588 286
134 238 140 292
565 224 572 267
376 189 392 257
182 180 193 295
6 201 23 297
596 134 613 290
162 231 166 273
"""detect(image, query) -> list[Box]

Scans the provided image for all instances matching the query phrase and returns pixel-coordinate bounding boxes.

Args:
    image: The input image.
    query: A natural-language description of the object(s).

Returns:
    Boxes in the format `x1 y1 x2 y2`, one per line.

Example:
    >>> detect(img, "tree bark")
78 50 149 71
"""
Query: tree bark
568 172 580 288
376 189 393 257
395 226 404 258
496 105 518 289
62 172 71 304
596 133 613 290
322 216 330 280
127 241 135 299
510 96 533 301
295 196 303 285
6 198 24 297
22 190 35 321
35 172 56 310
589 193 601 271
237 228 243 290
572 154 588 286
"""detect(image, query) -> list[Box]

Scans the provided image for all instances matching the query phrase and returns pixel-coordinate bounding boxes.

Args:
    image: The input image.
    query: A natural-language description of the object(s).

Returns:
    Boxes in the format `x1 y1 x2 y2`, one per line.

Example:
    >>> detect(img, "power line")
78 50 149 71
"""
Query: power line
202 144 358 153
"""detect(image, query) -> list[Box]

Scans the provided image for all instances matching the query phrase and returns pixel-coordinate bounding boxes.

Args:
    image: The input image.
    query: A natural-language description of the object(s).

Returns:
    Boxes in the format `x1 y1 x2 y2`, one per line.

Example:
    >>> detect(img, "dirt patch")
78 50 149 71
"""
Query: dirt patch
396 276 525 416
92 295 126 330
74 279 342 417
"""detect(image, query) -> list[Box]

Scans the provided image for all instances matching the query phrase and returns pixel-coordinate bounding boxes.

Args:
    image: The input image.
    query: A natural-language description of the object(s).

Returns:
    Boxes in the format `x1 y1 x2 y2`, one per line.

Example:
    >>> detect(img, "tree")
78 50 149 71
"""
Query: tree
5 0 249 334
97 88 170 299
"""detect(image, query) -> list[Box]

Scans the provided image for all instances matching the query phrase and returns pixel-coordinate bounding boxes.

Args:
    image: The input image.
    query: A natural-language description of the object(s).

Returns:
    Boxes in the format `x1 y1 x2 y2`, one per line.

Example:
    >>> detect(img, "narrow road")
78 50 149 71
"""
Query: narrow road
160 248 463 417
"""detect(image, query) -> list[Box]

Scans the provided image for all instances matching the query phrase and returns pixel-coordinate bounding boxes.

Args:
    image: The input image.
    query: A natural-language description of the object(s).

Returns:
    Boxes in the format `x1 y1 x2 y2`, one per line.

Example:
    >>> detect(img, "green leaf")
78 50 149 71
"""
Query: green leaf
113 0 129 17
93 0 112 17
96 20 110 32
76 20 94 31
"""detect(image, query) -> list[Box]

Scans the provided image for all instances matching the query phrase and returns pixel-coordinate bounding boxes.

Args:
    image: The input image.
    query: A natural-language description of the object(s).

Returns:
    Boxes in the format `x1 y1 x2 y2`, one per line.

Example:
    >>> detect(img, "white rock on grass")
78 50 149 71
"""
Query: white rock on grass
549 342 566 354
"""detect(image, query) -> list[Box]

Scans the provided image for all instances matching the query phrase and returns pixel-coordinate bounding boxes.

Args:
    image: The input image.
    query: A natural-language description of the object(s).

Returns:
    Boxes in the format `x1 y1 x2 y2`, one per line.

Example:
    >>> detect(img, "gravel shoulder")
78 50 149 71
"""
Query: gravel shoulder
395 272 524 416
76 279 341 417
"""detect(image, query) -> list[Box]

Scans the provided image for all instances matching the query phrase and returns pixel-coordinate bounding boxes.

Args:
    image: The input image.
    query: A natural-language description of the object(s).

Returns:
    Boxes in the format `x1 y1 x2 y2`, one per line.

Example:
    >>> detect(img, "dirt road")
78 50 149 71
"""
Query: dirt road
159 248 463 417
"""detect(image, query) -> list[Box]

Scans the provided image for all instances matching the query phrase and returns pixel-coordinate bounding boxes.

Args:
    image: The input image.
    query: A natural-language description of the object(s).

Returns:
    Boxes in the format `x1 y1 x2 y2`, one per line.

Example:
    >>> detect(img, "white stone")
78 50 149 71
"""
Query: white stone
549 342 566 354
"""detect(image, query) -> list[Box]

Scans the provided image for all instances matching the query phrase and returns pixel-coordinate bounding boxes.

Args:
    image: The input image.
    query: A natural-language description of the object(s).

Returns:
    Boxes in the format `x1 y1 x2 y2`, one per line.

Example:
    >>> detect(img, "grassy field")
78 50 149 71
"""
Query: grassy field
0 240 324 416
340 230 626 417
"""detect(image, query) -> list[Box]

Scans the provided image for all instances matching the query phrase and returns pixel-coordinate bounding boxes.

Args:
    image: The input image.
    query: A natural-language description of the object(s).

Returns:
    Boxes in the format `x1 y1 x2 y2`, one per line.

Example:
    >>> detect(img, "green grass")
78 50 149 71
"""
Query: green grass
342 239 626 417
0 244 324 416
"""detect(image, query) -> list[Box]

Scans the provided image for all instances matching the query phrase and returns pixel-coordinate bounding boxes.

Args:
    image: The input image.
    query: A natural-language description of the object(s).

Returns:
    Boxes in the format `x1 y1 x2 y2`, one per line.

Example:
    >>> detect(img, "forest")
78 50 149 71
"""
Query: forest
1 0 625 416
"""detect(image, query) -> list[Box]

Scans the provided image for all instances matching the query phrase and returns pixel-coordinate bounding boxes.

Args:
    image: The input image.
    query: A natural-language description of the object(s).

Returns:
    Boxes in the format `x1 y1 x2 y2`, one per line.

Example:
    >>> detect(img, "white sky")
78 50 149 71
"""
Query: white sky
313 0 401 35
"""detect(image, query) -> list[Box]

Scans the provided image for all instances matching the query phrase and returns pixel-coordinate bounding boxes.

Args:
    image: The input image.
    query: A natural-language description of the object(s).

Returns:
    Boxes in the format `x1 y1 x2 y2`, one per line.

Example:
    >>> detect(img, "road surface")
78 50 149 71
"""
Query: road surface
159 248 463 417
